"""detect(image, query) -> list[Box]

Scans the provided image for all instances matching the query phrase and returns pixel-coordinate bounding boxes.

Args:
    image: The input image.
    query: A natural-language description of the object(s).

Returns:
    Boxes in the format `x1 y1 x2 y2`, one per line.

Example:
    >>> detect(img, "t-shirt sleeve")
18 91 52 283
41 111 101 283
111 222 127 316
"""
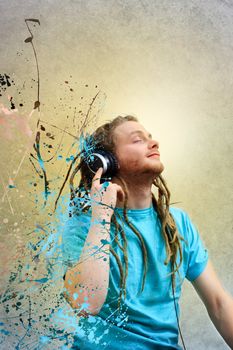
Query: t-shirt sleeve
61 212 91 276
183 212 209 282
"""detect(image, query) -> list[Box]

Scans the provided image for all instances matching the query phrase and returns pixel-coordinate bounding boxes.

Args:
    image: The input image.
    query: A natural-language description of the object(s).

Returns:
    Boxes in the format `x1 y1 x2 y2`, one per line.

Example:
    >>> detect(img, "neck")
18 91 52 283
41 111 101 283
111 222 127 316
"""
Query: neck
112 173 156 209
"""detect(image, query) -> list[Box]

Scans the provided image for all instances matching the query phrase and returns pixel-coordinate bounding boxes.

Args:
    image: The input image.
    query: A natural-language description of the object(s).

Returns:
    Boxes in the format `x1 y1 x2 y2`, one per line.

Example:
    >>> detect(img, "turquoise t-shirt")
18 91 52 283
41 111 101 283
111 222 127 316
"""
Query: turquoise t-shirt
62 206 208 349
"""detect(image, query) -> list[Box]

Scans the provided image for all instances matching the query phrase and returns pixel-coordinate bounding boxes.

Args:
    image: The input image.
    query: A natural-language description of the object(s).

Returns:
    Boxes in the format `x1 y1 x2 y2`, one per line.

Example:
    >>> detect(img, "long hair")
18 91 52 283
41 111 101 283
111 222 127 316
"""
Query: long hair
67 115 184 310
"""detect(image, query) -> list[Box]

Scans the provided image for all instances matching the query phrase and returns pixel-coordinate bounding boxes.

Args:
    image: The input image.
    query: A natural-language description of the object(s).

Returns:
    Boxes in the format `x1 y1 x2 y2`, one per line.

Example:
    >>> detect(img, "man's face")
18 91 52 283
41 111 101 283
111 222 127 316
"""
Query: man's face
113 121 164 178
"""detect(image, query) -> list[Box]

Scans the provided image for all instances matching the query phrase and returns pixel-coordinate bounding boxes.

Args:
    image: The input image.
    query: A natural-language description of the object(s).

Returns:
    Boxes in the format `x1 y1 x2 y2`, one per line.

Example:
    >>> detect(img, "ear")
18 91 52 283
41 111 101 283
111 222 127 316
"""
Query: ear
116 157 120 170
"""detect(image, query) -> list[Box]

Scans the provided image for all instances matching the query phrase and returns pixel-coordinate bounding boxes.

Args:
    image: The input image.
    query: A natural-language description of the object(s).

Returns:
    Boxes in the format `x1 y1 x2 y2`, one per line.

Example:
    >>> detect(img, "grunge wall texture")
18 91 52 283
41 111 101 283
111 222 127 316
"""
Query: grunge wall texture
0 1 233 349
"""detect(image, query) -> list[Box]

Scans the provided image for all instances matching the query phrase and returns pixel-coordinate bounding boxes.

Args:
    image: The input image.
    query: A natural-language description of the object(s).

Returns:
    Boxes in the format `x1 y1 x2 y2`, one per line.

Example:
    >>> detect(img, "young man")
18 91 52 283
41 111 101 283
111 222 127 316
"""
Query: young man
62 116 233 349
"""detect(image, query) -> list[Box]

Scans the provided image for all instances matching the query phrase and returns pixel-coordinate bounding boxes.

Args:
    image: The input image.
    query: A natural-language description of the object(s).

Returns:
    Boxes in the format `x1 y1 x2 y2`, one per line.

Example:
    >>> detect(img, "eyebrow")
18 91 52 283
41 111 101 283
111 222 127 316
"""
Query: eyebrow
129 130 152 139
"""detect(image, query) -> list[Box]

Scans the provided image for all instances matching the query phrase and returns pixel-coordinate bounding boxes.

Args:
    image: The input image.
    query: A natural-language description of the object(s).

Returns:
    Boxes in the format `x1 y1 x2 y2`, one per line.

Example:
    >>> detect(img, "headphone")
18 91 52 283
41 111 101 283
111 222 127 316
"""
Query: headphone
84 149 119 180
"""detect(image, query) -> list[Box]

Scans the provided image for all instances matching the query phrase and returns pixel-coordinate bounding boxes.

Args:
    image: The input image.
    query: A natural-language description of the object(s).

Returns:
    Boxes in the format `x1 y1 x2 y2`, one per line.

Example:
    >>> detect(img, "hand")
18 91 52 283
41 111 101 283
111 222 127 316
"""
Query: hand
90 167 124 220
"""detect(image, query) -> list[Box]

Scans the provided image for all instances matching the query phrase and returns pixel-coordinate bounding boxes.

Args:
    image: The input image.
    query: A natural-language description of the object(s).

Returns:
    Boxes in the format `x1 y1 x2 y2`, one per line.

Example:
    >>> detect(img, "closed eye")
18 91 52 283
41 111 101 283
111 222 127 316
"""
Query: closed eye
132 137 145 143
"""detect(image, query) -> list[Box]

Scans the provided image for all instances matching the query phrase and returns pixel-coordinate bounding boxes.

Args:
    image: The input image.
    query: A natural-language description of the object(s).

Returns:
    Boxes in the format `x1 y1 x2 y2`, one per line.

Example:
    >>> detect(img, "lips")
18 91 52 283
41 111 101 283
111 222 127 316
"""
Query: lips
147 152 160 157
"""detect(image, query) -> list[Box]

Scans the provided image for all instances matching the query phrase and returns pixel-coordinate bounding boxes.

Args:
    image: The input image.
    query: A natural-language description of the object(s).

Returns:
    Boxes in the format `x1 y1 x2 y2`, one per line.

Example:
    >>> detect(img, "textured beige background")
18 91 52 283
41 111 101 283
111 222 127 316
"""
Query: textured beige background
0 0 233 349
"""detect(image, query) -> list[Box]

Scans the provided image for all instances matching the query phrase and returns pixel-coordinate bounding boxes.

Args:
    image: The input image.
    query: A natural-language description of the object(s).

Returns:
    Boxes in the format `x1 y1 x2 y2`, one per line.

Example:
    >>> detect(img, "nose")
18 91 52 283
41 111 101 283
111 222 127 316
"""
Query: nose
149 138 159 149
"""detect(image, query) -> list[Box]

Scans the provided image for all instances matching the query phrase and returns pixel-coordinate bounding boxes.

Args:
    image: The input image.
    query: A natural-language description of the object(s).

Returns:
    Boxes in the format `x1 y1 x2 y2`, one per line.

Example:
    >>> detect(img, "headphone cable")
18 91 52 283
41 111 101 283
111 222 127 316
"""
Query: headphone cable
171 277 187 350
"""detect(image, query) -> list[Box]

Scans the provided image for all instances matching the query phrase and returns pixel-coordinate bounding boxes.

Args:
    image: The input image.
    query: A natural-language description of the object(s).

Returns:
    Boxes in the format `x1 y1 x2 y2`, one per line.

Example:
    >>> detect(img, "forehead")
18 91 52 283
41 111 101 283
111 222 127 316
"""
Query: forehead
113 121 150 141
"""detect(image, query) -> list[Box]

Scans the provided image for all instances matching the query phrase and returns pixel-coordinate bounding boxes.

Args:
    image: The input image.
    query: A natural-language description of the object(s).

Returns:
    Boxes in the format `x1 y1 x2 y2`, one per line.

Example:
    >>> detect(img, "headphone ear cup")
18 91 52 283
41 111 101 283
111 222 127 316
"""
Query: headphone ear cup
85 150 119 178
105 151 119 178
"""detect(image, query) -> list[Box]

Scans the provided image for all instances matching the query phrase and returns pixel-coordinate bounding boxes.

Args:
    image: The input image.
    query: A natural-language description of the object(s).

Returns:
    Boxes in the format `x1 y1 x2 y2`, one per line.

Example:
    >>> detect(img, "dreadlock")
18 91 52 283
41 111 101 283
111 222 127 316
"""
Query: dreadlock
64 115 184 311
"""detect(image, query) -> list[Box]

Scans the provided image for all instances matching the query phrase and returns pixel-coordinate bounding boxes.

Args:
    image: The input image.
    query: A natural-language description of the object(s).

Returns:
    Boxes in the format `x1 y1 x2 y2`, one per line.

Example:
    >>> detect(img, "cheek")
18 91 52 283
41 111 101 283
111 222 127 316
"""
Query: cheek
118 156 140 171
115 146 142 169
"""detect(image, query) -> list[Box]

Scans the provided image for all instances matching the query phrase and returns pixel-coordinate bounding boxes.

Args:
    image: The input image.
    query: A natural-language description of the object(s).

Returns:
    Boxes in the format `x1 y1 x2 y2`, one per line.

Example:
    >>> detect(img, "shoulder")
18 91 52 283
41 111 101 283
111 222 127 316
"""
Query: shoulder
169 206 191 229
169 206 203 245
169 206 186 217
61 209 92 267
66 207 92 223
62 209 92 239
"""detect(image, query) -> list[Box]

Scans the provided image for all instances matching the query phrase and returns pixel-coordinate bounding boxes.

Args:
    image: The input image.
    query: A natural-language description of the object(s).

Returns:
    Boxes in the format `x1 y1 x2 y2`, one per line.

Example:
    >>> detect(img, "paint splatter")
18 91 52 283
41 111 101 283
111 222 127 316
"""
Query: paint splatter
0 17 109 349
0 88 107 349
0 74 15 97
24 18 41 111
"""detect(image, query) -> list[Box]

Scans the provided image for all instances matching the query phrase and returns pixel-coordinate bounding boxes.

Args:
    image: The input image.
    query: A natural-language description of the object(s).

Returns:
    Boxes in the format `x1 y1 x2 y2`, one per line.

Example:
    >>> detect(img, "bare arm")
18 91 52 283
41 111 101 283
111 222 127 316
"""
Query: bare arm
192 260 233 349
64 213 111 316
64 167 124 316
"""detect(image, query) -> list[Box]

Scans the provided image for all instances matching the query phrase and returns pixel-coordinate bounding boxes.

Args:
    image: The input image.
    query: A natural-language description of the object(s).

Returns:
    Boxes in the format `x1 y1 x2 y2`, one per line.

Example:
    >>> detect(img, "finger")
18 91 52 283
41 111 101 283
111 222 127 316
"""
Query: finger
92 167 103 184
